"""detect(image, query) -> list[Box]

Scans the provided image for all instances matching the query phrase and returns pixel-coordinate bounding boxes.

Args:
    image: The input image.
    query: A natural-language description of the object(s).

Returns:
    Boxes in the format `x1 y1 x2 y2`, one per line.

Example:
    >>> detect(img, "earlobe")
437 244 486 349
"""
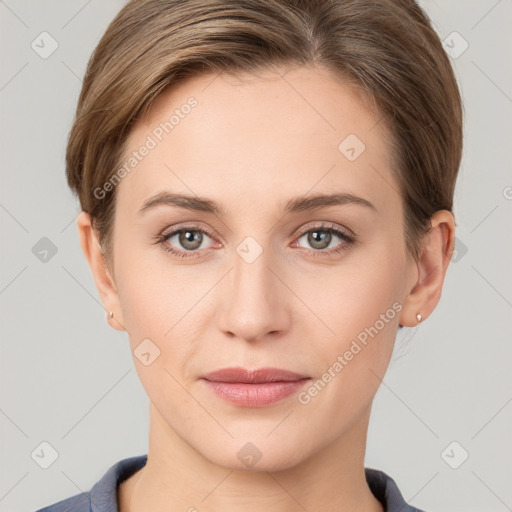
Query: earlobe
76 211 126 331
399 210 455 327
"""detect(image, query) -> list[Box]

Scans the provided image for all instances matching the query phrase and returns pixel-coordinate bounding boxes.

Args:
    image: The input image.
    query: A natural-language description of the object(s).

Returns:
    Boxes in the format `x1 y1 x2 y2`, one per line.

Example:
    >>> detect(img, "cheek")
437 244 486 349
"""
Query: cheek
114 243 184 333
301 248 403 337
113 257 205 404
297 247 404 389
113 247 210 368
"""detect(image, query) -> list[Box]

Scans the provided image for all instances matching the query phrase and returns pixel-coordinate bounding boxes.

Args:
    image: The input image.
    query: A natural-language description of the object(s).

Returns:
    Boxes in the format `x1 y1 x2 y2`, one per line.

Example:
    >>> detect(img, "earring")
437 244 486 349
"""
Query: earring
107 311 113 319
416 313 422 323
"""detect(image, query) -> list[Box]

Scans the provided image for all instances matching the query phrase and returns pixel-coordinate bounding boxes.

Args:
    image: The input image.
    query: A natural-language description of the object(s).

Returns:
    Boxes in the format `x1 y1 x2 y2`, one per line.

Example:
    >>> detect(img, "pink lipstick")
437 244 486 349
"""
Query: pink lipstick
201 367 310 407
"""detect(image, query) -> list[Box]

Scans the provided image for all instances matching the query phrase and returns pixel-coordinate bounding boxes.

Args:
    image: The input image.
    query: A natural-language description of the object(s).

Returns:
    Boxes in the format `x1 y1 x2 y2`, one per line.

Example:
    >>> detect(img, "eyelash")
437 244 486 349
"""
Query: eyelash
155 223 356 260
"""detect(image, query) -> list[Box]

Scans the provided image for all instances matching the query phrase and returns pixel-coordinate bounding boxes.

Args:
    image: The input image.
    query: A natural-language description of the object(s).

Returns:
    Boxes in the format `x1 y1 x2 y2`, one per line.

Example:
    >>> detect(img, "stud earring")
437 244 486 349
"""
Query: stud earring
416 313 422 323
107 311 113 319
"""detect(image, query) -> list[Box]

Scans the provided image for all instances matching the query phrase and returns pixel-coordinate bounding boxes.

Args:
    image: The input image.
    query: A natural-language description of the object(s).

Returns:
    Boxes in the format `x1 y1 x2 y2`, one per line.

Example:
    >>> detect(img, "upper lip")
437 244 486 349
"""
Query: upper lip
202 367 309 384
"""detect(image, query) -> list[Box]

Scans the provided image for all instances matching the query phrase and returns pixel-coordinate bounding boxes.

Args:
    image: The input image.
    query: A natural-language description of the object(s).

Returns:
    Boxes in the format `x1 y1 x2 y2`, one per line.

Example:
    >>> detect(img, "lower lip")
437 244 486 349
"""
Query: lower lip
202 379 310 407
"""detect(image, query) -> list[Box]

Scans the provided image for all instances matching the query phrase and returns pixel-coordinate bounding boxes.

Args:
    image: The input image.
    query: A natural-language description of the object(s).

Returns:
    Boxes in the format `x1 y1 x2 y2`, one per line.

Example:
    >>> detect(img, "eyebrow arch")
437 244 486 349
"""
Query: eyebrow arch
284 192 377 214
137 191 377 216
138 192 225 216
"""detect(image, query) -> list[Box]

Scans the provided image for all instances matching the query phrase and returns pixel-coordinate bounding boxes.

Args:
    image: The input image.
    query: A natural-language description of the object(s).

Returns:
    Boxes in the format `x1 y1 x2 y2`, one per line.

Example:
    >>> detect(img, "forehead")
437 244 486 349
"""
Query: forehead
115 64 399 216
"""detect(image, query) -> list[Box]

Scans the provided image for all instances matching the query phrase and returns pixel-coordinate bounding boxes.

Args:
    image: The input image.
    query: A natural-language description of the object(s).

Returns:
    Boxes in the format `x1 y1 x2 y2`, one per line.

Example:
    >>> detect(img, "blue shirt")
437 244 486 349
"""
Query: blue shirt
35 454 426 511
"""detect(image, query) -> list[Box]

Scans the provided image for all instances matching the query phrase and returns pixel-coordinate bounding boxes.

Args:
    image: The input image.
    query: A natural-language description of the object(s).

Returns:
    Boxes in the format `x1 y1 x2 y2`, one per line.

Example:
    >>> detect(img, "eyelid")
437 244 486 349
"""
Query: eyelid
294 221 355 239
159 222 217 241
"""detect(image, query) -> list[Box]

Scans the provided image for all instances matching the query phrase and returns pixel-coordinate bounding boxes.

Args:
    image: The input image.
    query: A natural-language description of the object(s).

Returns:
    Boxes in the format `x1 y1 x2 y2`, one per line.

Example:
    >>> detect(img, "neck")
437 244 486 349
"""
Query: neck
119 403 384 512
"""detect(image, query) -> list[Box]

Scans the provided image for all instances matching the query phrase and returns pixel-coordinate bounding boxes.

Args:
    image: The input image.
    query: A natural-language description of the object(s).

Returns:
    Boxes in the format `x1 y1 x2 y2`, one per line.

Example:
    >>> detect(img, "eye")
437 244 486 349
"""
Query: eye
155 222 356 259
292 223 355 257
156 225 216 258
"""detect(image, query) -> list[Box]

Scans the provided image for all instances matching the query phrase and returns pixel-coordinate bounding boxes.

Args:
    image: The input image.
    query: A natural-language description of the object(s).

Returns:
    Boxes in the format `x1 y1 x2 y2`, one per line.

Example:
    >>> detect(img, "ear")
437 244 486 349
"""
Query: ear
399 210 456 327
76 211 126 331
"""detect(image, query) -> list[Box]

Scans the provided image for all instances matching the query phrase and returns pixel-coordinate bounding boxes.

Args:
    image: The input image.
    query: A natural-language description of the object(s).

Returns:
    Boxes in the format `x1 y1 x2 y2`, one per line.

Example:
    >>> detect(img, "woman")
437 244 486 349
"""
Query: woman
37 0 462 510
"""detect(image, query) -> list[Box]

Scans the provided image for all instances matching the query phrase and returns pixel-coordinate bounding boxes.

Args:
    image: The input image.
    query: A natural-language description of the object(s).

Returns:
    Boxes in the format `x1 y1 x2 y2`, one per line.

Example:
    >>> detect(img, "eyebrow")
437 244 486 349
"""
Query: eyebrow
137 191 377 216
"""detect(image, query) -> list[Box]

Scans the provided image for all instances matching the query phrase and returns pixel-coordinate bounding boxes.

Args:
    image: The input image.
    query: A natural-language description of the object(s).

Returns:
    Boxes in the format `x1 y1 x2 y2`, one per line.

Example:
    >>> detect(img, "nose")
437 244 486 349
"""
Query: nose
216 242 291 344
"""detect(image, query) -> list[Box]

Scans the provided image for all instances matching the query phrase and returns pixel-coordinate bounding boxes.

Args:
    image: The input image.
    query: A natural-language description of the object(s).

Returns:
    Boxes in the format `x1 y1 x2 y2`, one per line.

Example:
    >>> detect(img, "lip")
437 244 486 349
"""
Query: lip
201 367 310 407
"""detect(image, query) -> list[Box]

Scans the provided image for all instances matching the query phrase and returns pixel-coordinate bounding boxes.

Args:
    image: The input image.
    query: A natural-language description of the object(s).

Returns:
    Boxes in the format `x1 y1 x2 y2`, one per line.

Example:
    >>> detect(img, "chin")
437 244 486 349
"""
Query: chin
197 433 311 473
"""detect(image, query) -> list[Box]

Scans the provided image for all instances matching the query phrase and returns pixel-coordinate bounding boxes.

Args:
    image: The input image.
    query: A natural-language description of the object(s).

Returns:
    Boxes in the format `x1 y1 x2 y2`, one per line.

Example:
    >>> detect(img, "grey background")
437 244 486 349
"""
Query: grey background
1 1 511 511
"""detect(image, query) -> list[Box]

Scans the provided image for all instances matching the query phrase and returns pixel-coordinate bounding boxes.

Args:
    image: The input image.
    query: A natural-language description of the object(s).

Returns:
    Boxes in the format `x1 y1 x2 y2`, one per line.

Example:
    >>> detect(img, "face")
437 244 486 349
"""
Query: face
105 63 417 471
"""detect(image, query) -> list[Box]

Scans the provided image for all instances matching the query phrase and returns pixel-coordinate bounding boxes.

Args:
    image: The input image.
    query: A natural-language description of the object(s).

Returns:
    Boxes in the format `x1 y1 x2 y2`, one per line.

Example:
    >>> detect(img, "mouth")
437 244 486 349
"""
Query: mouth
201 367 311 407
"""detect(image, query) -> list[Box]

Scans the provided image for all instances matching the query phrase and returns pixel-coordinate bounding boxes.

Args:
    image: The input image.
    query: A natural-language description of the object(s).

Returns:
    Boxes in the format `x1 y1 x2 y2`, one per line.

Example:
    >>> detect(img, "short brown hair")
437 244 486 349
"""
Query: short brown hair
66 0 463 266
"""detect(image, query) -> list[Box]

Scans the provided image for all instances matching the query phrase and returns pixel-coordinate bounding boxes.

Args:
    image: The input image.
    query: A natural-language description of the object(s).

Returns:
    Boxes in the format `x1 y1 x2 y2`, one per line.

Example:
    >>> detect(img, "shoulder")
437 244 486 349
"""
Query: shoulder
34 454 148 512
365 467 428 512
34 492 91 512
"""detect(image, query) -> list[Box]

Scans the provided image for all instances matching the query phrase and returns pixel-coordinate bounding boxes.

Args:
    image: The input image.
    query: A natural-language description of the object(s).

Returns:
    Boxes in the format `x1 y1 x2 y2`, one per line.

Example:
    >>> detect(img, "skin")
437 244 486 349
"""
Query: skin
77 62 455 512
